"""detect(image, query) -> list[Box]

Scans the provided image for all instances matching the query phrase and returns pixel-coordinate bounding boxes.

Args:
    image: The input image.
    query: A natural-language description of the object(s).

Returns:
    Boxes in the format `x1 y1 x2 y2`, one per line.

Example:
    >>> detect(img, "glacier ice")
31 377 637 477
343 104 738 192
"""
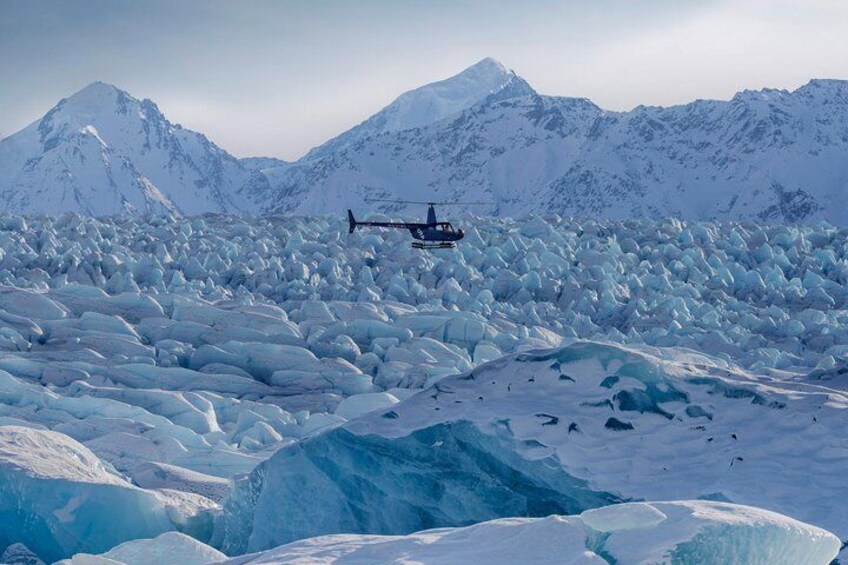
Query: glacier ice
0 426 215 562
0 213 843 560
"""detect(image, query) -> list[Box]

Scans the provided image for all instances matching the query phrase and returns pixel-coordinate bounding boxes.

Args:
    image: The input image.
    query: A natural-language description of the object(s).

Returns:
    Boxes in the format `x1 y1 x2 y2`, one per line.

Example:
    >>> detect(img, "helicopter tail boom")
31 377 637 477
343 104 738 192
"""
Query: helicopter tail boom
347 210 357 233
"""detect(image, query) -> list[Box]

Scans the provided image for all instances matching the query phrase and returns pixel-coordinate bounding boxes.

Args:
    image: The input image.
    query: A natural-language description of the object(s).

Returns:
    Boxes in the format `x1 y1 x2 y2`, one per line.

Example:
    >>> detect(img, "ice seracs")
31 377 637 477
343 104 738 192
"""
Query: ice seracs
0 212 846 560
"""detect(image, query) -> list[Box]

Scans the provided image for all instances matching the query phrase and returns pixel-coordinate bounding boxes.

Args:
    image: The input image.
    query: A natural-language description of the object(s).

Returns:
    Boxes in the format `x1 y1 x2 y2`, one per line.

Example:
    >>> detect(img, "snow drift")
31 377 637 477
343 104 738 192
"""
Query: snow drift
219 501 838 565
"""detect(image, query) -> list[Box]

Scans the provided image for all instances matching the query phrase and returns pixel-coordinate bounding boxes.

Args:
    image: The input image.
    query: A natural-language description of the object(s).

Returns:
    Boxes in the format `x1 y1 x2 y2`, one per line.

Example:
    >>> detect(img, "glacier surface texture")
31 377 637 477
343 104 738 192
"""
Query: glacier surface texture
0 212 841 562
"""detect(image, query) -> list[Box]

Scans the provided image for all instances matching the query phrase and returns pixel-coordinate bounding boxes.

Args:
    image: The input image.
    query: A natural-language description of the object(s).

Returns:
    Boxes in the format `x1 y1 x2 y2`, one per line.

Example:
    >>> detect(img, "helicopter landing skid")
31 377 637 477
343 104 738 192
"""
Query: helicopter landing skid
412 241 456 250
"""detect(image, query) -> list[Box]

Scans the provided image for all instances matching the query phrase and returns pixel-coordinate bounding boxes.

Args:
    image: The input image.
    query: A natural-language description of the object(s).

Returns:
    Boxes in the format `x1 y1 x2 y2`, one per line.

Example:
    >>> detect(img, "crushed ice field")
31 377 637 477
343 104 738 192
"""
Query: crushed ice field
0 212 846 563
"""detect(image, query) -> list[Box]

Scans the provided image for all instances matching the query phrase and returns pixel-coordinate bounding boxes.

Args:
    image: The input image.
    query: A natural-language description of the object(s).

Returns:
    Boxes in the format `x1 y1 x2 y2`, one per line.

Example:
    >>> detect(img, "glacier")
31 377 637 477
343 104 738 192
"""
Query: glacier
0 212 843 561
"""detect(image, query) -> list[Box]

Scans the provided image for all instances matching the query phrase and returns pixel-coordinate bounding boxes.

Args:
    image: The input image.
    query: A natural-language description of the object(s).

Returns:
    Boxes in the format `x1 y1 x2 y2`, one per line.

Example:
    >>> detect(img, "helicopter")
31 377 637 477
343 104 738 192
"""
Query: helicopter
347 199 487 249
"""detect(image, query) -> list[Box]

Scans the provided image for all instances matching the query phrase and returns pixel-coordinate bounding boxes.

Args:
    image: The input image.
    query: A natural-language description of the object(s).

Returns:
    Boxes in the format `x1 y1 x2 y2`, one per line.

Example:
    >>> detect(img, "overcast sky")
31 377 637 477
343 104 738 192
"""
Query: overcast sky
1 0 846 160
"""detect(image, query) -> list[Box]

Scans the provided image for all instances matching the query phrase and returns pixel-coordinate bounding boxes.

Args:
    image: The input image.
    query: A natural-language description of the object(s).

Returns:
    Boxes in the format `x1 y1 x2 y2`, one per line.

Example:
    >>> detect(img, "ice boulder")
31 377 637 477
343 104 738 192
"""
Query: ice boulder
0 426 213 562
333 392 400 420
217 501 838 565
0 542 45 565
583 501 839 564
0 287 68 320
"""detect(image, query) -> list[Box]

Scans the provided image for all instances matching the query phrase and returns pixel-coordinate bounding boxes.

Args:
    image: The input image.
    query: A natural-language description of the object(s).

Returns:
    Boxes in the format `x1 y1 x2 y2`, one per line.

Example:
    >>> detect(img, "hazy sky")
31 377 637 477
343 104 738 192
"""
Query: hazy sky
1 0 846 159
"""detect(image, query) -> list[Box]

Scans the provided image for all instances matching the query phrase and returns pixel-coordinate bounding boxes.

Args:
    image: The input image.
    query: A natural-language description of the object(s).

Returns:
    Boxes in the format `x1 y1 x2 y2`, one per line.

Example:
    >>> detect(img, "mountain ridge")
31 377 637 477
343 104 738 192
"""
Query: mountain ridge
261 67 848 224
1 61 847 222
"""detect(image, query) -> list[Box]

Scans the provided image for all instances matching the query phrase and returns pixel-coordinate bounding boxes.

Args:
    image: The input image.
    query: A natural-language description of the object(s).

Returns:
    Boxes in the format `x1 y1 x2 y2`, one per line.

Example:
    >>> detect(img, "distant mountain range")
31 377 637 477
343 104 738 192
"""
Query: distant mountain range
1 59 847 222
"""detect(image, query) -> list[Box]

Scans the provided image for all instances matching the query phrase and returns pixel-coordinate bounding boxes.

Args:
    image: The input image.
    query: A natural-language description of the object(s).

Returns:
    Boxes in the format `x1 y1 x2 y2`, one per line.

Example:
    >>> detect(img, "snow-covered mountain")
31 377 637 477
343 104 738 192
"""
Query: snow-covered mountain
0 82 269 216
261 62 848 224
1 61 847 221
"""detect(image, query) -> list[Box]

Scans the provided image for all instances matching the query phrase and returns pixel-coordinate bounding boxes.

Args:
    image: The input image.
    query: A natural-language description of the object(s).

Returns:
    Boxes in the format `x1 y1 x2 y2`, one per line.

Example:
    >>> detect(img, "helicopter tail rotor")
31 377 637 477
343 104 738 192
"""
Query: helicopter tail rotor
347 210 357 233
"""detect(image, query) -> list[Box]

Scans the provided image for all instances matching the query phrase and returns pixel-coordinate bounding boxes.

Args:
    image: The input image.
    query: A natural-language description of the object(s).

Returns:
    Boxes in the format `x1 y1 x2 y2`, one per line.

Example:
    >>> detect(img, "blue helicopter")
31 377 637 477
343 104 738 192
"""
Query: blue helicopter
348 199 485 249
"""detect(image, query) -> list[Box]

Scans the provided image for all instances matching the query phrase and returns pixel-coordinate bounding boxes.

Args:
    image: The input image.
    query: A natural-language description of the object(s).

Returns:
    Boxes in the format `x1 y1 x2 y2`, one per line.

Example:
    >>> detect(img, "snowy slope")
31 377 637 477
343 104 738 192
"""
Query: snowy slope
218 341 848 553
261 63 848 224
0 82 269 216
218 502 839 565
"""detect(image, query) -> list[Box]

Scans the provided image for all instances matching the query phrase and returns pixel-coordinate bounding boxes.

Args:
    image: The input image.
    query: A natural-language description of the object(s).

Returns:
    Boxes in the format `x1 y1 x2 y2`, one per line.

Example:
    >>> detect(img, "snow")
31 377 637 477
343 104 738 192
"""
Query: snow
0 425 126 485
217 340 848 554
59 532 225 565
333 392 399 420
218 501 838 565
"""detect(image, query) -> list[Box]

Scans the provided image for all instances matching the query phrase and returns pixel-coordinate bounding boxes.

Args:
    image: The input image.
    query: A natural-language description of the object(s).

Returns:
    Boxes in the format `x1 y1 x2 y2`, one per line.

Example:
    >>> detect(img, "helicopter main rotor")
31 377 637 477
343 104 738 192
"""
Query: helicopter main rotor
364 198 493 206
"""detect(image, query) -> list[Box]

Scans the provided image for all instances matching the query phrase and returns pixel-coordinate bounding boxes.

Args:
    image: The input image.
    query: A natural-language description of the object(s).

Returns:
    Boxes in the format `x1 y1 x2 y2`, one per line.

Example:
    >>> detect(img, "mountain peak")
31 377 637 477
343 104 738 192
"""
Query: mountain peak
303 57 532 160
64 81 127 106
0 81 263 217
43 82 144 128
405 57 516 105
74 80 122 95
461 57 509 77
39 82 173 137
379 58 521 132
